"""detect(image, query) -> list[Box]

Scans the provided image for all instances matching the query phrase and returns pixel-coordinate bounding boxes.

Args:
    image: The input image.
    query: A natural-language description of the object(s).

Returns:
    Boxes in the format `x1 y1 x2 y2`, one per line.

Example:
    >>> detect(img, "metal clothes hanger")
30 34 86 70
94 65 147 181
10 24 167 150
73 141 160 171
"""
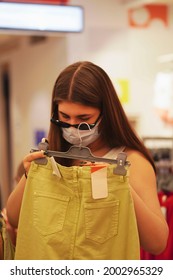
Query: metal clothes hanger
31 139 130 176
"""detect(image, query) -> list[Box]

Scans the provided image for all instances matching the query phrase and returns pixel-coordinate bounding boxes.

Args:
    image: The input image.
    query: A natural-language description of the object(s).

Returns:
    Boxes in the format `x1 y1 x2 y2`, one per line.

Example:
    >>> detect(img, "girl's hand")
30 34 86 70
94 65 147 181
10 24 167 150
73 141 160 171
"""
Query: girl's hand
23 151 46 174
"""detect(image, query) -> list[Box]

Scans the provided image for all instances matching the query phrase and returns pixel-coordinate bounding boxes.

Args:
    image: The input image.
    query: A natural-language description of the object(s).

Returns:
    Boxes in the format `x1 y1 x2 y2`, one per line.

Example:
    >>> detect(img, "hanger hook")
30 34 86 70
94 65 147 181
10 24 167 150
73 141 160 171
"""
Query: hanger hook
77 122 91 147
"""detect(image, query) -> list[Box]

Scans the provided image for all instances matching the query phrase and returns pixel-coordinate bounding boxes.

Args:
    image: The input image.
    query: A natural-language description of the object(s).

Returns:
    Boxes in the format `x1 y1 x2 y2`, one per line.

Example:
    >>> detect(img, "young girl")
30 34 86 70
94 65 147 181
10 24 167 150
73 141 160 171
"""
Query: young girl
6 61 168 259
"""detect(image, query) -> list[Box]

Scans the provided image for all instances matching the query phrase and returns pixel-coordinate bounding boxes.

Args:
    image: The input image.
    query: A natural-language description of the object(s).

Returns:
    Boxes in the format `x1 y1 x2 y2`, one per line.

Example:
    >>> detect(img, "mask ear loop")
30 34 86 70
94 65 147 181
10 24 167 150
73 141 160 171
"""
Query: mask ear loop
77 122 91 147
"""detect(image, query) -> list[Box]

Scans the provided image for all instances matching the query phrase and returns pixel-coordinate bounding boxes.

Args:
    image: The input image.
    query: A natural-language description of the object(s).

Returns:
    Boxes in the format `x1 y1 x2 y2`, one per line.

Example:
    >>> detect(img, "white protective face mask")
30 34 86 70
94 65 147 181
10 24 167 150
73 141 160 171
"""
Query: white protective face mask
62 121 100 146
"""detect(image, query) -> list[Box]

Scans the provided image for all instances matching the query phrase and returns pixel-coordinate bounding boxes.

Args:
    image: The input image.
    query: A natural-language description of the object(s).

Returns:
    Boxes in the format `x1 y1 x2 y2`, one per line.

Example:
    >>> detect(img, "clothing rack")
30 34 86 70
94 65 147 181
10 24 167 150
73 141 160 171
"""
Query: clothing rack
143 136 173 151
141 135 173 260
143 136 173 193
143 136 173 159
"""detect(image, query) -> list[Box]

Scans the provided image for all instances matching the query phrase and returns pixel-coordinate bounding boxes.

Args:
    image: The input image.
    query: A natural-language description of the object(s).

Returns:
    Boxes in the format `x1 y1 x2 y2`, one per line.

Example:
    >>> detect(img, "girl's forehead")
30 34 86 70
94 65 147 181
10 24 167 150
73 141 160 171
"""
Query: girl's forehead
58 101 100 115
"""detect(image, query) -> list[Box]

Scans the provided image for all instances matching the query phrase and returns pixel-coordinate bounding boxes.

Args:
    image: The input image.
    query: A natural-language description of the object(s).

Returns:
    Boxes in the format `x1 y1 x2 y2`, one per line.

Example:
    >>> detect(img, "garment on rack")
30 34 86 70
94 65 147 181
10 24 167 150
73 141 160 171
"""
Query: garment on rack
141 140 173 259
141 191 173 260
149 147 173 193
15 152 140 260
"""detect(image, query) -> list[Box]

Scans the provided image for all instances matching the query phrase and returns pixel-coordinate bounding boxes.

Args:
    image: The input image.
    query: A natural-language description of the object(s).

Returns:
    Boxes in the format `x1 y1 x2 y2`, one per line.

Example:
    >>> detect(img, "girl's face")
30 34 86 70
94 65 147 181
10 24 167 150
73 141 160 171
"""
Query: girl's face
58 101 101 127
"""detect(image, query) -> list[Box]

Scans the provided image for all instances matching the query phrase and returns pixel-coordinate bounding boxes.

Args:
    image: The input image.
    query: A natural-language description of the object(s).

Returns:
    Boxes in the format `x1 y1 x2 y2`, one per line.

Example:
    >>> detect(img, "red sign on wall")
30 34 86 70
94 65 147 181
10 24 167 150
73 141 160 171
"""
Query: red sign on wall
128 4 168 28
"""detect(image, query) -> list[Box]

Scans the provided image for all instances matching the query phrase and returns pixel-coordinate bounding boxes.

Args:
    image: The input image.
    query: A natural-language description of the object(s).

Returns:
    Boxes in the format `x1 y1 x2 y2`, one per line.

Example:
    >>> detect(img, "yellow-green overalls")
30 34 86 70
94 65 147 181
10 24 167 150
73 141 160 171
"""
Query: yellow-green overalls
15 148 140 260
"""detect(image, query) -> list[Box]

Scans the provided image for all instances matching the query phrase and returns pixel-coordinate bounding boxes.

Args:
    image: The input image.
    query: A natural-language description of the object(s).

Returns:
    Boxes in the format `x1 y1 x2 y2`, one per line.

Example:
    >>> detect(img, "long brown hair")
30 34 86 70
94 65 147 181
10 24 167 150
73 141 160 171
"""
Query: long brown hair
48 61 155 170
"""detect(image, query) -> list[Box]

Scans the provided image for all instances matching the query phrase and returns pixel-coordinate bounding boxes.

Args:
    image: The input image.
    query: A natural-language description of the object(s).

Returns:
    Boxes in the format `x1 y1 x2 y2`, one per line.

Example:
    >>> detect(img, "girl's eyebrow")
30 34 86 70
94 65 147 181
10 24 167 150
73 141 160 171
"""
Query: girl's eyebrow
59 111 92 118
59 111 69 116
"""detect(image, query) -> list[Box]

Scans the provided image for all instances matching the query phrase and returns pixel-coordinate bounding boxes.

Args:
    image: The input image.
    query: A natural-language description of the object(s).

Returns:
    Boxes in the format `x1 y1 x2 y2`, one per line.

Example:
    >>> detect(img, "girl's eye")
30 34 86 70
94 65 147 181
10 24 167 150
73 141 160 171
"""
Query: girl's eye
61 114 70 120
59 112 91 122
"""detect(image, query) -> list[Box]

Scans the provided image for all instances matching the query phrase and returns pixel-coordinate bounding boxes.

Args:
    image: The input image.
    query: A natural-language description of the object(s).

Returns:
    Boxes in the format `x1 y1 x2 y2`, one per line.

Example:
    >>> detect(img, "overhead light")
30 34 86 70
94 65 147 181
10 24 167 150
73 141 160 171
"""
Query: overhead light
0 2 84 35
